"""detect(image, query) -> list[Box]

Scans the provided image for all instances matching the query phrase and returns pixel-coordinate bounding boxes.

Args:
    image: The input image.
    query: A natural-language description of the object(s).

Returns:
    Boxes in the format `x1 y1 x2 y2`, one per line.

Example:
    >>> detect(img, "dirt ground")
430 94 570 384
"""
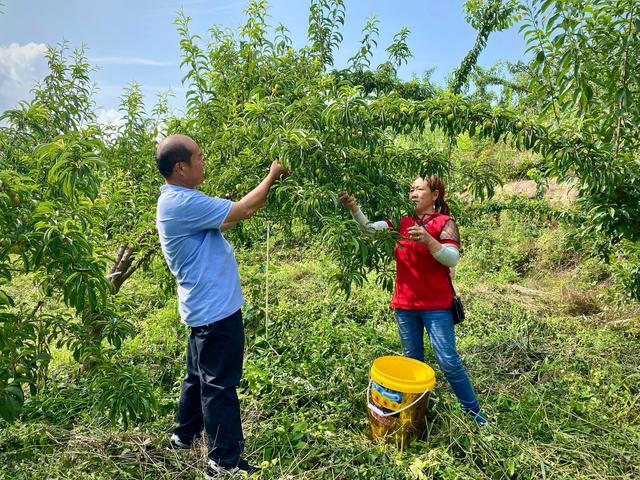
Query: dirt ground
499 179 577 206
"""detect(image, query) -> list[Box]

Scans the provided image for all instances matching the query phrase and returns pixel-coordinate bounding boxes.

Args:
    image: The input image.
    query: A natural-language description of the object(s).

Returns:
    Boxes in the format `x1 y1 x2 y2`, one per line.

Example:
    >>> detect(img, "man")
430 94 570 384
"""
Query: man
155 134 288 476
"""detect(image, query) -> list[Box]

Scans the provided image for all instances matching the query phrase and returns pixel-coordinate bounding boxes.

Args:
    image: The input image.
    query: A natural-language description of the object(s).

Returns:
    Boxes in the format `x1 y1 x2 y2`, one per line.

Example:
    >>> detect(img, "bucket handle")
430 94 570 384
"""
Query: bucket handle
367 379 431 418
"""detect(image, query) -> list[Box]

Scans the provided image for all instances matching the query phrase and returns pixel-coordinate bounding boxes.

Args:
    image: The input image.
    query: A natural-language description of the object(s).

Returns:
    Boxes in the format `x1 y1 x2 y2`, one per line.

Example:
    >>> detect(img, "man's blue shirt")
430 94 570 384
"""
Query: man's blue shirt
156 184 244 327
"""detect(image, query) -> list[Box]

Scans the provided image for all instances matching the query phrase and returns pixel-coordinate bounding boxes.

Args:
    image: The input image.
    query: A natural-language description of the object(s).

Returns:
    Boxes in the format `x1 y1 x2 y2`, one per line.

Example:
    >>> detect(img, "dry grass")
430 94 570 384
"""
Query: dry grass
499 178 577 206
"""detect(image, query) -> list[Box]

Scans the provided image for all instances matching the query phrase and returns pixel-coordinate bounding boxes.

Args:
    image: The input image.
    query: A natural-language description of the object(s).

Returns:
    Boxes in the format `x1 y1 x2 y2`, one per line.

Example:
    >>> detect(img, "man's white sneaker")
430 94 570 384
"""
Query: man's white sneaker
206 458 259 478
169 433 193 449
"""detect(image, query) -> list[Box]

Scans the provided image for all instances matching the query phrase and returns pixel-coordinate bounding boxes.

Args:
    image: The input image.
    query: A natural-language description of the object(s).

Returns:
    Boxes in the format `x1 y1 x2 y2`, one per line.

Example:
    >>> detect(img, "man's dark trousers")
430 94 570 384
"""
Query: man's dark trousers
173 309 245 466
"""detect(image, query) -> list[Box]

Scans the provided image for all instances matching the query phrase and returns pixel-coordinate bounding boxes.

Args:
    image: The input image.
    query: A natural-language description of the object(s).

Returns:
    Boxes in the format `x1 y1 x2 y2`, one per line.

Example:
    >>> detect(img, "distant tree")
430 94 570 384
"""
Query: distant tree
518 0 640 241
451 0 520 94
0 46 155 424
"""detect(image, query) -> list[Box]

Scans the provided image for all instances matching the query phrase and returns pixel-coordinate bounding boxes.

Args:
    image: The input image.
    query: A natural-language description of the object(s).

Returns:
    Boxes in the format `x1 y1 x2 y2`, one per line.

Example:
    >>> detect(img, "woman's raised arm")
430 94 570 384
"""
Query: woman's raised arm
338 191 390 234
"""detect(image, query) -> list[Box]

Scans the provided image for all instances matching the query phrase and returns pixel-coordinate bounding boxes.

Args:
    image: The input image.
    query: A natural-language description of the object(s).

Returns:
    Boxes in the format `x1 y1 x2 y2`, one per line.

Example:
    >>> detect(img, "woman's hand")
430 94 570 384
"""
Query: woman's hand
408 224 445 254
407 224 430 244
338 191 358 213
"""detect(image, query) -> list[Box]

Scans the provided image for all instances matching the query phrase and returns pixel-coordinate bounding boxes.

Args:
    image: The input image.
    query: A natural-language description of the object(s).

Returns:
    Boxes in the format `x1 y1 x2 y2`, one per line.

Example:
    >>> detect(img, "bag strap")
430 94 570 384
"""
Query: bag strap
446 269 458 297
436 220 458 298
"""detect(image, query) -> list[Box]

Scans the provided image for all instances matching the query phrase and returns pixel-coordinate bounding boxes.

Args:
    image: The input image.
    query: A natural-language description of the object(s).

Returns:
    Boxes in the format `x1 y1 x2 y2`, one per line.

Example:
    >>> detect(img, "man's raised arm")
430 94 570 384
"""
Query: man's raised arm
223 159 289 225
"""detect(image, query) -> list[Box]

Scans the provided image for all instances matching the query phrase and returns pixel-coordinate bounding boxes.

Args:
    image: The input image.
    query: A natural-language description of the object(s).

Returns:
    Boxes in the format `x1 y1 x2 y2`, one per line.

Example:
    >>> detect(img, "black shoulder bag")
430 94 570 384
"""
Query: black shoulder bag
448 273 465 325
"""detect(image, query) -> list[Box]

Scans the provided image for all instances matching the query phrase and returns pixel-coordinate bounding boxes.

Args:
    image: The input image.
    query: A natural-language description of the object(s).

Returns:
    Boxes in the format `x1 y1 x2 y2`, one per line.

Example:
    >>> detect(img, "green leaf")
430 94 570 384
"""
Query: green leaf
0 289 14 307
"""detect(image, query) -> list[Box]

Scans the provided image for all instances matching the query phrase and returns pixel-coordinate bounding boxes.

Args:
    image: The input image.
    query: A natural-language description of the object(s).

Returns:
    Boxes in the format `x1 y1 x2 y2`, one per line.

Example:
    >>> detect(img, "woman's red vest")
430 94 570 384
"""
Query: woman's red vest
388 213 459 310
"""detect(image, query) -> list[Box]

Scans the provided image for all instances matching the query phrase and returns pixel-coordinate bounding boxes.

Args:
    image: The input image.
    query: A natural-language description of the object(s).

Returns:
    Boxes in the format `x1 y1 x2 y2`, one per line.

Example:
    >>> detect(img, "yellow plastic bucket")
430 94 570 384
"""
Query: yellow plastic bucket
368 356 436 448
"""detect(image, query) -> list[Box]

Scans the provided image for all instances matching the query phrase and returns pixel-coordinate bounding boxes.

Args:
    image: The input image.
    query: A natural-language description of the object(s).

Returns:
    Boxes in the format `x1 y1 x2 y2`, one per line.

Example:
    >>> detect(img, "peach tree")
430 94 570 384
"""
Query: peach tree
2 0 638 424
172 0 637 295
0 46 156 424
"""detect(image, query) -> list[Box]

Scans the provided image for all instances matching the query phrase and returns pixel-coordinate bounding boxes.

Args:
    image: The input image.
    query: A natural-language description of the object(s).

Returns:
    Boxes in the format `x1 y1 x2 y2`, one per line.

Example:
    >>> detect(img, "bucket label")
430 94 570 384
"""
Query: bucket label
371 381 403 411
370 409 392 425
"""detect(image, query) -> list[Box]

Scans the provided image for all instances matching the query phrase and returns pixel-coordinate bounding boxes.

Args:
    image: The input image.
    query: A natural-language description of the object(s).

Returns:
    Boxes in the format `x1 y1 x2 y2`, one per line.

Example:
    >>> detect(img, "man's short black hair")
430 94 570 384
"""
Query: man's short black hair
156 142 192 178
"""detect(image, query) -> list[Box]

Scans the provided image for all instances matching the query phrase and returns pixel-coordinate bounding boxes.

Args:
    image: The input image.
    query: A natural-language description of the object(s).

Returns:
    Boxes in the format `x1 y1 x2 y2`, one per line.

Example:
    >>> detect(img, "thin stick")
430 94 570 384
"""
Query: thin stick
265 222 270 338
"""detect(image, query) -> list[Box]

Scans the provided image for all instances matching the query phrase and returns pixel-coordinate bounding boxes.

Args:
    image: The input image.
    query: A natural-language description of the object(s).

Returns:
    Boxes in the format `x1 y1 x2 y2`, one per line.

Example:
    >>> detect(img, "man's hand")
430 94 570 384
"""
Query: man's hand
338 191 358 213
225 160 290 224
269 159 290 180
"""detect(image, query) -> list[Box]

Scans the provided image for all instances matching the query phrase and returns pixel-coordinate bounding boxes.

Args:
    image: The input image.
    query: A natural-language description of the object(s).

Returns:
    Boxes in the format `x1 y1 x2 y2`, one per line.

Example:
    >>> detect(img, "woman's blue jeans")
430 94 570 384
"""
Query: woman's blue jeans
395 308 482 416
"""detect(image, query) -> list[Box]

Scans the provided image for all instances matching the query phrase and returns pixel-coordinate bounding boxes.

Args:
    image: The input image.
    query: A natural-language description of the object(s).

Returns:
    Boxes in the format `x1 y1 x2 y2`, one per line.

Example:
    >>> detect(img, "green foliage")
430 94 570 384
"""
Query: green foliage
0 46 160 423
1 2 639 475
348 14 380 72
609 241 640 302
518 0 640 240
464 0 520 31
91 364 157 429
386 27 413 70
308 0 345 68
468 61 530 107
453 0 520 94
99 83 164 291
173 3 617 292
461 210 542 280
2 240 639 479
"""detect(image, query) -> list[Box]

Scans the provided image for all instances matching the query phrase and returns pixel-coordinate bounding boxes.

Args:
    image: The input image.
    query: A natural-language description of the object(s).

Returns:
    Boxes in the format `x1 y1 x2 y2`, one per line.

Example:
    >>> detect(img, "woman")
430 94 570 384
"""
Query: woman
339 175 487 425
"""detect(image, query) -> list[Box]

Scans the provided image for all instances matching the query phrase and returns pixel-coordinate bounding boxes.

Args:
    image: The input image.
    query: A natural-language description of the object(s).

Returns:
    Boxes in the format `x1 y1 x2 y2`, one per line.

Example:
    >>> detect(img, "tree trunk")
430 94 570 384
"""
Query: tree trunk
107 231 157 293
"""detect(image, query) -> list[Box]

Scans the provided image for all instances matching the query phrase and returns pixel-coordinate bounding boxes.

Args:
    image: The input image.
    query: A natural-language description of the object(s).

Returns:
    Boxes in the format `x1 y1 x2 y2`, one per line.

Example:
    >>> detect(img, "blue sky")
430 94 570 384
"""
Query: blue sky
0 0 527 123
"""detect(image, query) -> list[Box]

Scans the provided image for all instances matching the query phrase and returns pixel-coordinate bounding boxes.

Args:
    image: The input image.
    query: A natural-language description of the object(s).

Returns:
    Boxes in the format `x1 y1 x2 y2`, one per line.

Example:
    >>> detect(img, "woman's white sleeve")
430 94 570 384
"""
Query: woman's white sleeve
432 245 460 267
351 208 389 234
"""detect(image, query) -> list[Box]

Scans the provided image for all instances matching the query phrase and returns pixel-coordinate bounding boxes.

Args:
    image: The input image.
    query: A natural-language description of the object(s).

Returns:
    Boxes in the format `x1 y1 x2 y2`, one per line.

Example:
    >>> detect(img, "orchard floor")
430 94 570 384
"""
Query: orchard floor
1 243 639 480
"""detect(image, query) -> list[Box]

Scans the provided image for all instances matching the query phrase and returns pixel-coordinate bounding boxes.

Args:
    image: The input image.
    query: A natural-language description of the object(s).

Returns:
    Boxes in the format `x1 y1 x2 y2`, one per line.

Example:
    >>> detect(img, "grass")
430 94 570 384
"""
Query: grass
1 214 639 479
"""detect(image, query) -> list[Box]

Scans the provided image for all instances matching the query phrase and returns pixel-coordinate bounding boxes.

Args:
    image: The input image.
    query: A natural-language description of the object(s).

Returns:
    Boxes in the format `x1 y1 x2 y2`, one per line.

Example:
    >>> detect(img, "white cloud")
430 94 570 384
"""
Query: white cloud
90 56 174 67
0 42 48 112
94 108 124 144
141 84 187 93
96 108 123 127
